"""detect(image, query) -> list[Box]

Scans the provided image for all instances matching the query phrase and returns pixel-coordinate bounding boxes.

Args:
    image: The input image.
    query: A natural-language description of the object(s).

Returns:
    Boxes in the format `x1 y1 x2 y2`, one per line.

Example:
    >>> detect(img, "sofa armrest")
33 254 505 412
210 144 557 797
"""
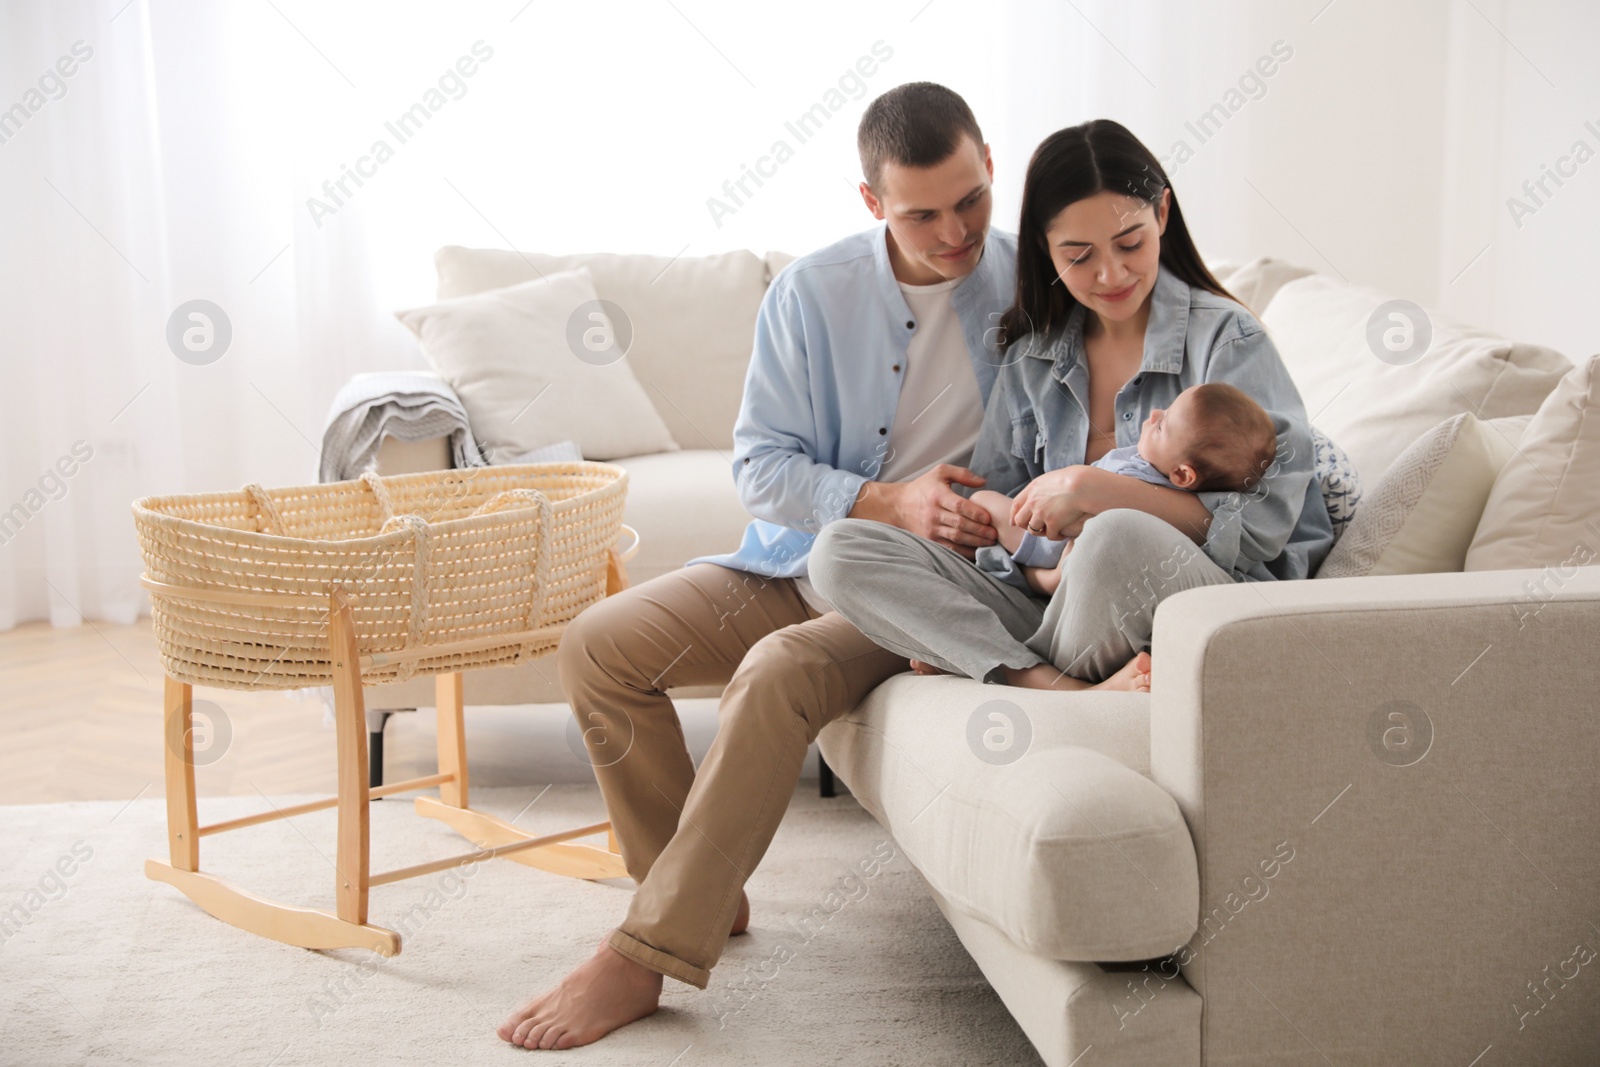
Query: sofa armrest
1148 568 1600 1065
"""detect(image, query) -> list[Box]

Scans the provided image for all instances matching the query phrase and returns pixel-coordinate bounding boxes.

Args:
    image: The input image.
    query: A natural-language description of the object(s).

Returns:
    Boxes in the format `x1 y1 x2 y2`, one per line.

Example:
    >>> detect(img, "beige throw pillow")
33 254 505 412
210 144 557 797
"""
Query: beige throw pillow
397 267 678 462
1318 413 1531 578
434 246 768 451
1466 354 1600 571
1262 276 1569 484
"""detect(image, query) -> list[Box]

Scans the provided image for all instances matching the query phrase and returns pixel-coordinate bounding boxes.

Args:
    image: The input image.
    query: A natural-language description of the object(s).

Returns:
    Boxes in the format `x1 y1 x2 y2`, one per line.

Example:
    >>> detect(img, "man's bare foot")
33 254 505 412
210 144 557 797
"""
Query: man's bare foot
908 659 950 676
498 938 662 1050
1001 651 1151 693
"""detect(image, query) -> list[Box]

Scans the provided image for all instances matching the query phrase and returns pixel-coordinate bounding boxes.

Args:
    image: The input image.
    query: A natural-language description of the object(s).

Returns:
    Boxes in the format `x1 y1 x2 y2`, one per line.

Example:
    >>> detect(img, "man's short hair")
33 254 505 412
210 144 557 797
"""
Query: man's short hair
857 82 983 191
1182 382 1279 493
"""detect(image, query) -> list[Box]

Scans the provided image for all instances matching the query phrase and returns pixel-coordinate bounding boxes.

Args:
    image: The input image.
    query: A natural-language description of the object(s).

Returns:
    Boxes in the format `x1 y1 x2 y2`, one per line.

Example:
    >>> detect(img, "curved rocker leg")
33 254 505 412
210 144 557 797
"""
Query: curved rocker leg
415 796 628 881
145 860 401 955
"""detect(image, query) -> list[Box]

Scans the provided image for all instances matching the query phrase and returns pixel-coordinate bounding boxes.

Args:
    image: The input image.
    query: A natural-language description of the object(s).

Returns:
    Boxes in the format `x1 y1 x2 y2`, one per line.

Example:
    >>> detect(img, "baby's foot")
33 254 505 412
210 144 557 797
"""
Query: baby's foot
908 660 951 676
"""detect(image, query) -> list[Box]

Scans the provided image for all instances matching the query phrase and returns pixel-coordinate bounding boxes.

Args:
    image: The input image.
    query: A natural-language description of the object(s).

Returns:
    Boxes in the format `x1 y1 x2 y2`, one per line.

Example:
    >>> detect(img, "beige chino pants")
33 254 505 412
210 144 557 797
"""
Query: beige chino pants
555 563 908 988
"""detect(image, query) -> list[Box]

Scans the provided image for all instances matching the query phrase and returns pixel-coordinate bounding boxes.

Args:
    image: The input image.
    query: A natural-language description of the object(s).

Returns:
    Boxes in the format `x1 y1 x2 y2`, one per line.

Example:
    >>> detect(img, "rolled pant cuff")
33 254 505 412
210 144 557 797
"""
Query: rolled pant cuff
608 928 711 990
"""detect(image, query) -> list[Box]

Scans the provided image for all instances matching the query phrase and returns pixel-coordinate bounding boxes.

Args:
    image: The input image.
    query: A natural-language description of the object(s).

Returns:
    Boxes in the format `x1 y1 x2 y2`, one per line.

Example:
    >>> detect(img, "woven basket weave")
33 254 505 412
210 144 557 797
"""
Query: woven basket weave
133 463 628 691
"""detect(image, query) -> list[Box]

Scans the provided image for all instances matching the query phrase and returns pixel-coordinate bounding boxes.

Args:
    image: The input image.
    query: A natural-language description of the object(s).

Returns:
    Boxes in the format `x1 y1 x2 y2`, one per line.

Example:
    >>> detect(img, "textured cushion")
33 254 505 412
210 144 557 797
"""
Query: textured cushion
396 268 677 461
434 246 768 451
764 250 797 283
1215 256 1315 318
1467 353 1600 571
819 674 1198 962
1319 413 1531 578
610 450 751 585
1312 427 1362 542
1262 276 1570 483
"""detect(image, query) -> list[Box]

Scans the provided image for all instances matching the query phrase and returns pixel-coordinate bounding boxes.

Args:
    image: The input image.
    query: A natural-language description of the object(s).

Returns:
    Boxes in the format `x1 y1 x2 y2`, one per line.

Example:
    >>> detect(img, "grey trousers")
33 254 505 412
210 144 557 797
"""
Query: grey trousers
809 508 1236 684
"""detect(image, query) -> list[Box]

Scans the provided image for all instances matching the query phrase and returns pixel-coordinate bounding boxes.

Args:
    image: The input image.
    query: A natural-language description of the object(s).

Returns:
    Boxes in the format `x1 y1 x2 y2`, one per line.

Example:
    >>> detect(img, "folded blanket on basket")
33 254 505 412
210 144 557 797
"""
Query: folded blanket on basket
319 372 486 483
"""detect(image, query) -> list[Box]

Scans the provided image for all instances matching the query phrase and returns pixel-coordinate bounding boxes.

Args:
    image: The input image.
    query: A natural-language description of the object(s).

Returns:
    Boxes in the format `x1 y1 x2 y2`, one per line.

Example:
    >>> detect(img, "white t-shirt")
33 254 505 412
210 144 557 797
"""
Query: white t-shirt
795 275 984 614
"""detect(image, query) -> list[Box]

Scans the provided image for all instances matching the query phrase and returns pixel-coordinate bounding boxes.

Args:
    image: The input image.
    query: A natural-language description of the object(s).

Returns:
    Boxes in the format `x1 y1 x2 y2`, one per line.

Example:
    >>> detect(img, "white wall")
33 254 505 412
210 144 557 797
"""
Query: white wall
2 0 1596 628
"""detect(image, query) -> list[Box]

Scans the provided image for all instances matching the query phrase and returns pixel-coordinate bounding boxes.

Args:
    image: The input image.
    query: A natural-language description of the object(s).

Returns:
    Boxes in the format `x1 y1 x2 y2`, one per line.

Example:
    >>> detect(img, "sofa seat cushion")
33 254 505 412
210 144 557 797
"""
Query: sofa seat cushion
611 449 750 586
819 674 1199 962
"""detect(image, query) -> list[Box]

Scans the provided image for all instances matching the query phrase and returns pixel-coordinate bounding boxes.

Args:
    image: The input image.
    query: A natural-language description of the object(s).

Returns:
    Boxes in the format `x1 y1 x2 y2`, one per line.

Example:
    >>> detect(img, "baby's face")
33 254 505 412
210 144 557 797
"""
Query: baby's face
1137 391 1200 477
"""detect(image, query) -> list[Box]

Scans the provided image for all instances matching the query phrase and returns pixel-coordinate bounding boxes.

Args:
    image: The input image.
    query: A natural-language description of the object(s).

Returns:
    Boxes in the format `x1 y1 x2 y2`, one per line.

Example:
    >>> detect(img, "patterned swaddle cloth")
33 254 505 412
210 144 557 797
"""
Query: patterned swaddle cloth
1312 427 1362 541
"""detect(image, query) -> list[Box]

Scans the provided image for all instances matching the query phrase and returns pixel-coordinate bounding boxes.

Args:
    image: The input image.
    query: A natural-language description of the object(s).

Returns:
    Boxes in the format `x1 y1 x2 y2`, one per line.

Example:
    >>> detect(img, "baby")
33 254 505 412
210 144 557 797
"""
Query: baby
972 382 1277 596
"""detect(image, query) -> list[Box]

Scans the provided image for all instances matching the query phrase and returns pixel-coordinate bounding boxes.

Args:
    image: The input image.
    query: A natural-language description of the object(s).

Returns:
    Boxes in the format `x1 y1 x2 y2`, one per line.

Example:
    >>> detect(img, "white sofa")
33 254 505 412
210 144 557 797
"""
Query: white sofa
369 245 1600 1065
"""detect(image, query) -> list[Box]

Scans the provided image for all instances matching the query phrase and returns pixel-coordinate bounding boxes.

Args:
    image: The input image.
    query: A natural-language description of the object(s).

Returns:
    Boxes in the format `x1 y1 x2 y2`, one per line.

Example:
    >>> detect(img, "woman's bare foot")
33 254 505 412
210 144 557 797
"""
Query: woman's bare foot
908 660 950 676
731 889 750 935
1001 651 1151 693
498 937 662 1050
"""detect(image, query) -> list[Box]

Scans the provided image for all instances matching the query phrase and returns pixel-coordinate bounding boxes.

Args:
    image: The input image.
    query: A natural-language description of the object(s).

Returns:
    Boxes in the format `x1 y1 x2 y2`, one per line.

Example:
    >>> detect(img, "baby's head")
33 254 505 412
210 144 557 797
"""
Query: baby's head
1138 383 1277 492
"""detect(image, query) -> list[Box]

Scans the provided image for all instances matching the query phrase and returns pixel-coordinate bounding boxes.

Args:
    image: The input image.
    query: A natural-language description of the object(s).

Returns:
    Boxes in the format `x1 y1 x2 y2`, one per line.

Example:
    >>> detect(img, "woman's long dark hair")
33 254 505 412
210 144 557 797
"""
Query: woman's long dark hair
999 119 1235 354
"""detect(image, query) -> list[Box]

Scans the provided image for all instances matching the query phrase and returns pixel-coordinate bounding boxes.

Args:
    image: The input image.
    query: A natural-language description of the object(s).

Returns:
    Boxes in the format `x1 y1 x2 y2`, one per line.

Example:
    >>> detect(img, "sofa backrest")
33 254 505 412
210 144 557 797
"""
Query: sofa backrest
1260 275 1571 483
434 246 779 451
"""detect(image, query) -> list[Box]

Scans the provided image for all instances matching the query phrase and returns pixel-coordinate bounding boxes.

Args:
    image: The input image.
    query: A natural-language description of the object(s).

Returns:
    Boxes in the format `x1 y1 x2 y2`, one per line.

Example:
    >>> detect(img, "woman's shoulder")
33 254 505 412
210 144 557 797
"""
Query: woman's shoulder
1187 284 1267 345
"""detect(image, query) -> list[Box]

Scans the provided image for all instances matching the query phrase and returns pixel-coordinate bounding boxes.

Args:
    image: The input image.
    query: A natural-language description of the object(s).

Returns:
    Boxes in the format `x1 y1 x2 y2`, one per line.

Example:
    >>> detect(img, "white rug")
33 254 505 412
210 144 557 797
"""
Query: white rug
0 785 1041 1066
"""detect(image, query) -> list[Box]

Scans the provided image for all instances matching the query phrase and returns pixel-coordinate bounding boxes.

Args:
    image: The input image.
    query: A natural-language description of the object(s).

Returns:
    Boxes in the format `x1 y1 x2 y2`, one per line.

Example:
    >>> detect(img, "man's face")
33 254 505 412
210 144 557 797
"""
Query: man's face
861 136 994 284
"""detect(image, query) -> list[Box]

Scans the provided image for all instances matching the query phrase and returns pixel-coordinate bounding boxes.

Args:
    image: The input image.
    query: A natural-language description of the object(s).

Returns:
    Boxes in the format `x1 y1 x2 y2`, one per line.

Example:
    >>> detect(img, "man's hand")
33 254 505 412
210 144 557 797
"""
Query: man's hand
849 464 998 555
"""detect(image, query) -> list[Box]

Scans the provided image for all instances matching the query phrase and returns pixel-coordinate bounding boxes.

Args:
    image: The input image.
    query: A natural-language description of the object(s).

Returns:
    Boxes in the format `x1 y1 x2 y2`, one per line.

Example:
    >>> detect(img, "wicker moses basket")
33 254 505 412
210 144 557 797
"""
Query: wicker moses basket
133 462 639 956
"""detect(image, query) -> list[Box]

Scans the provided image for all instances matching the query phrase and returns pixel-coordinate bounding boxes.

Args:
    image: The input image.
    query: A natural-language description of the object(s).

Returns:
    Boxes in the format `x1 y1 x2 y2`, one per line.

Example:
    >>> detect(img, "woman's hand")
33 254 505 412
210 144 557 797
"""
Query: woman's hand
1011 466 1095 540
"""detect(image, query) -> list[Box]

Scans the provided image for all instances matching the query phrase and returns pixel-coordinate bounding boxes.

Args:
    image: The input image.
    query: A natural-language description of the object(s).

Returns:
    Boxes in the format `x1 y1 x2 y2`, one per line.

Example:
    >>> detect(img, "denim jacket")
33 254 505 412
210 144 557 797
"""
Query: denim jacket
691 224 1019 580
970 264 1333 583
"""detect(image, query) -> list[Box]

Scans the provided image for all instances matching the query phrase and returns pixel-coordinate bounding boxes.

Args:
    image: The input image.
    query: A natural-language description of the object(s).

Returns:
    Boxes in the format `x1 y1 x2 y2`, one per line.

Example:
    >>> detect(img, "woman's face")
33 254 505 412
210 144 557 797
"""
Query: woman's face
1044 188 1170 326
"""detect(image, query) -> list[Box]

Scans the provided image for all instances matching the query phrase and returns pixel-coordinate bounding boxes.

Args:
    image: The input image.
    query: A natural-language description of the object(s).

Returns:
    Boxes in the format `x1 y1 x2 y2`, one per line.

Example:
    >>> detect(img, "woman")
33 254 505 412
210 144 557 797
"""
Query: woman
809 119 1334 691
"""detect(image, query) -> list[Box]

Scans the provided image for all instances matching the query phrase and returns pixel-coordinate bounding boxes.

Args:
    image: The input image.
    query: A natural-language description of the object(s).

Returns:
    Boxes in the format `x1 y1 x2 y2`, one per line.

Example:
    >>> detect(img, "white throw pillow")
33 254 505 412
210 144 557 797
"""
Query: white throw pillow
1318 413 1531 578
1262 276 1569 484
1466 354 1600 571
434 246 768 452
396 268 678 462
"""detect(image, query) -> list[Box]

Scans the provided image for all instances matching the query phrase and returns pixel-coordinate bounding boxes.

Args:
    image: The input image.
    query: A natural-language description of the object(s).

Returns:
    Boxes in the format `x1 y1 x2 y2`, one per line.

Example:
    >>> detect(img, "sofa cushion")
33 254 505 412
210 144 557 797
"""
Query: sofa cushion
396 269 677 461
1319 412 1531 578
1214 256 1315 318
1262 276 1570 483
610 449 750 586
1467 353 1600 571
434 246 768 453
819 674 1199 962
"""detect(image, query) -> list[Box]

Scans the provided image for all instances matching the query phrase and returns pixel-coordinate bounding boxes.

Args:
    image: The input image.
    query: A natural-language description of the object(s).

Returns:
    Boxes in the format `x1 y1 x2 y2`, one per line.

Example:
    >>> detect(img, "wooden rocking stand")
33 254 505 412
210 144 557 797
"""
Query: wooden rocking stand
142 547 634 957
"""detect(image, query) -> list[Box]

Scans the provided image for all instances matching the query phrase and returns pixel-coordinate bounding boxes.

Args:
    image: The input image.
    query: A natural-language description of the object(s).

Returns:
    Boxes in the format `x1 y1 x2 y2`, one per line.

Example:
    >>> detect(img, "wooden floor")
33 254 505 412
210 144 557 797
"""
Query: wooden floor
0 617 585 805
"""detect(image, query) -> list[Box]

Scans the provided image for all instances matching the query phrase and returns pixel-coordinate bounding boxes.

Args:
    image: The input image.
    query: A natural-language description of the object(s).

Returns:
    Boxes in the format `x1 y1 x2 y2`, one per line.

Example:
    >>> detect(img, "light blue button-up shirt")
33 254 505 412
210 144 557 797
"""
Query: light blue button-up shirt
691 224 1019 580
970 264 1333 583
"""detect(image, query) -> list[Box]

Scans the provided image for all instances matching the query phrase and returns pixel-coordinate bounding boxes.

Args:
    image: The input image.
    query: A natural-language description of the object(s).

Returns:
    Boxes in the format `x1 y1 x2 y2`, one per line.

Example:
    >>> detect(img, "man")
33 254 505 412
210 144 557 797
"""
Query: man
498 81 1017 1051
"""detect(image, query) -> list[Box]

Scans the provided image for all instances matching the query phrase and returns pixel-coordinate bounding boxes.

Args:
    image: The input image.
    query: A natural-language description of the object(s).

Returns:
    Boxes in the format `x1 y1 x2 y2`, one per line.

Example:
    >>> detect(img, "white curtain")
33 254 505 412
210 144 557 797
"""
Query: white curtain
2 0 1594 632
